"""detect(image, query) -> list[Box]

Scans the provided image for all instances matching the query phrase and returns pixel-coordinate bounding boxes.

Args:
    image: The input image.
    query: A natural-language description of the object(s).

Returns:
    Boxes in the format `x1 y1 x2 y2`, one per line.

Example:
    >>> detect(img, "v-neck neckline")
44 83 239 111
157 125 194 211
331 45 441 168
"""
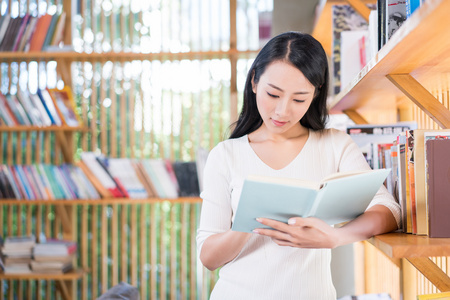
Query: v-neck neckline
245 129 312 171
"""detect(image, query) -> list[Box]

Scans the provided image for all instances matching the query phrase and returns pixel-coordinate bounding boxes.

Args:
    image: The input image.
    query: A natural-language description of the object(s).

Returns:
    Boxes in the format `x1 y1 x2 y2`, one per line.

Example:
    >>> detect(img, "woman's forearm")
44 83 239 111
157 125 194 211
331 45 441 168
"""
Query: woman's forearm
335 205 398 247
199 230 252 271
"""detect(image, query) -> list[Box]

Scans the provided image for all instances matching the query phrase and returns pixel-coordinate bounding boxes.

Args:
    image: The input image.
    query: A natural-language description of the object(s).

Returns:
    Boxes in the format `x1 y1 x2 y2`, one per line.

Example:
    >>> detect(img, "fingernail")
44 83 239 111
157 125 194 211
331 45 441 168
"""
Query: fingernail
288 218 296 225
252 229 259 234
256 218 262 223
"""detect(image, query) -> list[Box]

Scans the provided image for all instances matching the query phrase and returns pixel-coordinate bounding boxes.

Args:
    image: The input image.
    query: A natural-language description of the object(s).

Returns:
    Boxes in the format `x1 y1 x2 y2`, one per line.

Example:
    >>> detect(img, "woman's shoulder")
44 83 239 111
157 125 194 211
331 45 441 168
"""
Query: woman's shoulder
312 127 350 140
209 135 248 157
311 128 355 149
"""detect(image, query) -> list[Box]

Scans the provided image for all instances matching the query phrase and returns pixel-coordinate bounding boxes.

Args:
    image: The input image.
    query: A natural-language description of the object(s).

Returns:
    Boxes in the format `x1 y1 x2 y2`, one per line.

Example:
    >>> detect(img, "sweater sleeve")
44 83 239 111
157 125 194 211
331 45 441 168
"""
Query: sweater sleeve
196 143 233 254
330 129 402 229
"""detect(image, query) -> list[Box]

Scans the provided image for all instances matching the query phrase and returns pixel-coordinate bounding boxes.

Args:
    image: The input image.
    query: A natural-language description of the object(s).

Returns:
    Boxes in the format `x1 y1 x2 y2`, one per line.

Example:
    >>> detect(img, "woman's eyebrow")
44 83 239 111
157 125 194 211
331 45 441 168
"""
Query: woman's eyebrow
267 83 311 95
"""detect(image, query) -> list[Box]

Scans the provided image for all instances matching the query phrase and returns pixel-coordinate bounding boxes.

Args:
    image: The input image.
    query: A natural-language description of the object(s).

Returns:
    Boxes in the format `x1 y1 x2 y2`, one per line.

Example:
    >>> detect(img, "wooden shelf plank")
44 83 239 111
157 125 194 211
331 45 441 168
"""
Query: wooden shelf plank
0 197 202 205
329 0 450 114
0 126 88 132
0 49 259 61
368 232 450 259
0 269 84 280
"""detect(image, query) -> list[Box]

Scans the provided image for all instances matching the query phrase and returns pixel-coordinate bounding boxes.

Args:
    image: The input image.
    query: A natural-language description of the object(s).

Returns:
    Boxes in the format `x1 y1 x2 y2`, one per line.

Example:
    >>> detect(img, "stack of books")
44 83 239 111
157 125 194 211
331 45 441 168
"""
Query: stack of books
31 239 76 274
0 235 35 274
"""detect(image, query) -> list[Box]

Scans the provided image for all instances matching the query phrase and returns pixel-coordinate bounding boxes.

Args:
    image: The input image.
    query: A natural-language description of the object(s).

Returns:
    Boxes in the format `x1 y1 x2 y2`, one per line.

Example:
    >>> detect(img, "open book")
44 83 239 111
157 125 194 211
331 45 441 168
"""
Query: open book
231 168 390 233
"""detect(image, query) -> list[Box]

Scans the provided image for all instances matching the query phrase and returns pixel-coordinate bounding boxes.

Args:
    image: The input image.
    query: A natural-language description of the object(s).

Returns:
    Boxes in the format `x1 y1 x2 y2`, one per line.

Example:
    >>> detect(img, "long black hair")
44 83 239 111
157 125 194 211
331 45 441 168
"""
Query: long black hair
229 32 329 139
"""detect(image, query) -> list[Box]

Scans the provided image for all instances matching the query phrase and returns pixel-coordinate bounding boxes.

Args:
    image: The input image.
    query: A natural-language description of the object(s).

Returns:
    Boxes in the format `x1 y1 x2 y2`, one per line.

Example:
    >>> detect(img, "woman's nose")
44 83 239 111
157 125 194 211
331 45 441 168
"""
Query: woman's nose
275 98 289 116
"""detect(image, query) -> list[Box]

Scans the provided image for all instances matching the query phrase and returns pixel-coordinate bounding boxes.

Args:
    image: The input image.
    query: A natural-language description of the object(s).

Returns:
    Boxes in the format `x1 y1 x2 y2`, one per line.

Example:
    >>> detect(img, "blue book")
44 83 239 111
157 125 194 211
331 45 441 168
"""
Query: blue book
406 0 422 18
232 169 390 233
36 89 62 125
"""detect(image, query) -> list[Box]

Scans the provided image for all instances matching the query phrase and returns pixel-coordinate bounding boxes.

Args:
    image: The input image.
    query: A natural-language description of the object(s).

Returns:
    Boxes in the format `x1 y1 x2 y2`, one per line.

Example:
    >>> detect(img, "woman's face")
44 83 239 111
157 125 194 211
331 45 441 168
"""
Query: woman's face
252 60 316 137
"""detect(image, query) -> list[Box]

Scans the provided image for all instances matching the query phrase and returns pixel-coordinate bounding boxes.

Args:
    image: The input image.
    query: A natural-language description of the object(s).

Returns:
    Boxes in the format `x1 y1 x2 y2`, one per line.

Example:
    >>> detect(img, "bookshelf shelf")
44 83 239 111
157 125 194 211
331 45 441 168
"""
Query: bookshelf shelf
0 49 259 61
0 269 84 281
369 232 450 259
0 125 89 132
369 233 450 292
328 0 450 117
0 197 202 205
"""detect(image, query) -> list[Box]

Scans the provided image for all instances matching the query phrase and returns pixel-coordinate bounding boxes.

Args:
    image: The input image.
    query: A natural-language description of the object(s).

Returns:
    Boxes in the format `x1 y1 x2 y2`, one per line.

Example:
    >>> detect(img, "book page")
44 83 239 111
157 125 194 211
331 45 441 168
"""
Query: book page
321 169 374 183
246 174 320 190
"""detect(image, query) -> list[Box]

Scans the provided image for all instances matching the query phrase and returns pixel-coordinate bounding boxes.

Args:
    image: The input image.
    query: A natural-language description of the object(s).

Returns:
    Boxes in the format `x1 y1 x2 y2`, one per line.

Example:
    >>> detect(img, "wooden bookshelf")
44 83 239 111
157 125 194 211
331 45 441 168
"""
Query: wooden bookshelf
0 197 202 205
313 0 450 298
0 269 83 300
0 269 83 280
328 0 450 128
369 233 450 292
0 49 259 61
0 125 88 132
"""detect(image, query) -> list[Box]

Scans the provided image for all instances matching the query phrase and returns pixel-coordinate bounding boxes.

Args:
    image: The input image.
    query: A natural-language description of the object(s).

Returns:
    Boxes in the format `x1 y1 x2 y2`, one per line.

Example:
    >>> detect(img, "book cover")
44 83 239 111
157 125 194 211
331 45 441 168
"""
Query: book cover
408 130 450 235
132 161 158 198
0 14 11 46
4 94 31 125
47 86 81 127
172 161 200 197
95 156 128 197
145 159 179 199
140 160 168 198
28 92 52 126
406 130 417 234
386 0 407 41
36 89 62 125
28 13 53 51
6 165 27 199
426 138 450 238
16 89 43 126
106 158 148 199
12 14 31 51
34 164 55 200
397 132 410 233
232 169 390 233
331 4 374 95
72 165 101 199
80 152 123 197
406 0 422 18
18 16 38 52
50 11 66 46
41 12 60 50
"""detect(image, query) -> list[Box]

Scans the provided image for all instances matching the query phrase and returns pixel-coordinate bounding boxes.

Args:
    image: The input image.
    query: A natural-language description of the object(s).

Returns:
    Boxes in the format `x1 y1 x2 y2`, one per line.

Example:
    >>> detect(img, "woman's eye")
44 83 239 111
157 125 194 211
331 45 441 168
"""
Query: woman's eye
267 92 278 98
294 99 306 103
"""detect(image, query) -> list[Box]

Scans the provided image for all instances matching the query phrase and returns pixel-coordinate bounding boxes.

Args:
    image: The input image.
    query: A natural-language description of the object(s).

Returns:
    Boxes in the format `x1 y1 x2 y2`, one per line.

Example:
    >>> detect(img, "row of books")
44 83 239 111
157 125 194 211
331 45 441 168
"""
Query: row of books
0 235 76 274
349 124 450 238
0 86 81 127
0 164 100 200
0 11 66 52
333 0 424 94
0 149 208 201
79 151 206 199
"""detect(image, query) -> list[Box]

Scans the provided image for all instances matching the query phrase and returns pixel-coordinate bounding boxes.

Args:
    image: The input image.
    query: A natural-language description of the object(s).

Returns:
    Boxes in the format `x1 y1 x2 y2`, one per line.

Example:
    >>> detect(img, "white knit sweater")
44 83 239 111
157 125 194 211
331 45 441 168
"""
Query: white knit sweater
197 128 401 300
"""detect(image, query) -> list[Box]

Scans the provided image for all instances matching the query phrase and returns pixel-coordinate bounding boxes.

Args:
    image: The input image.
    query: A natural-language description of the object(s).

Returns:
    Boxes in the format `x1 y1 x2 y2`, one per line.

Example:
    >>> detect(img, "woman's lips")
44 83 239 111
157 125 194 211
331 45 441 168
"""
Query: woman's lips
272 119 287 126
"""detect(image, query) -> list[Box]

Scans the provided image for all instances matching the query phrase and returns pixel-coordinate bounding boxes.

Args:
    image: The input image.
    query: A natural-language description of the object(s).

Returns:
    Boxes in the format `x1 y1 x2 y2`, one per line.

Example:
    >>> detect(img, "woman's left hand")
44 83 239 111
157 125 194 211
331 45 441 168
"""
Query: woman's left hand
253 217 340 249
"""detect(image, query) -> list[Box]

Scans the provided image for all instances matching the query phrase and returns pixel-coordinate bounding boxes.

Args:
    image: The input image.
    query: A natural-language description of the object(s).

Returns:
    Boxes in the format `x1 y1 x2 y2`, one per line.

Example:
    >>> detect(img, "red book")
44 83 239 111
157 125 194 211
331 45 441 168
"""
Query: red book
28 14 53 51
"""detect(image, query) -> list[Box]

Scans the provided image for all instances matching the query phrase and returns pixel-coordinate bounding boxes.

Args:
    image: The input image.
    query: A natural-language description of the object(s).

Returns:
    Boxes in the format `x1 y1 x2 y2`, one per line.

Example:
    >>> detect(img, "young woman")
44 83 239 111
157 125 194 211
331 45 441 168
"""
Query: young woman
196 32 401 300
